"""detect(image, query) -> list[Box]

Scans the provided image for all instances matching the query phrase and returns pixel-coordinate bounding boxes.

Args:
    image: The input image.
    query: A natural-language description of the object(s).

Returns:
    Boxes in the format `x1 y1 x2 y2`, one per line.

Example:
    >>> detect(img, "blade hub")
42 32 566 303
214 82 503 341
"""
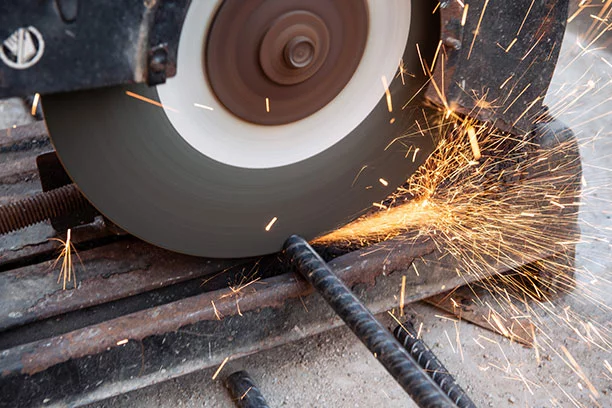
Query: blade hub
259 11 329 85
206 0 368 125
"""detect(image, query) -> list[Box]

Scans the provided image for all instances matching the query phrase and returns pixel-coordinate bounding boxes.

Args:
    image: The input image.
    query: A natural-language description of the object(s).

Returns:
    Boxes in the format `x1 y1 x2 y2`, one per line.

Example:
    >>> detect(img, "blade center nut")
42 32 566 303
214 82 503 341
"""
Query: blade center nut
258 11 330 86
284 36 315 69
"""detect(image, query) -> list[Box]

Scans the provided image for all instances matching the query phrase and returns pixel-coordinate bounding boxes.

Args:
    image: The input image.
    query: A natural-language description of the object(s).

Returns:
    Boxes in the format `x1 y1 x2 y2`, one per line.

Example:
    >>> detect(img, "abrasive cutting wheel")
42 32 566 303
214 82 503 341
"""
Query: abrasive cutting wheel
43 0 439 258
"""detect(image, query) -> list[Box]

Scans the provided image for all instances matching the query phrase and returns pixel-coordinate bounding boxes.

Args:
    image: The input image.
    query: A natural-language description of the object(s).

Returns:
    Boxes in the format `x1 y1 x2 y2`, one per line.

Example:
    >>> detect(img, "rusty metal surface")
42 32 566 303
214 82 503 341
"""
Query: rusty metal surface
0 119 581 407
0 220 121 272
0 235 575 407
0 123 51 186
0 237 436 377
0 122 56 267
426 0 569 133
1 230 570 377
0 238 253 333
0 122 49 153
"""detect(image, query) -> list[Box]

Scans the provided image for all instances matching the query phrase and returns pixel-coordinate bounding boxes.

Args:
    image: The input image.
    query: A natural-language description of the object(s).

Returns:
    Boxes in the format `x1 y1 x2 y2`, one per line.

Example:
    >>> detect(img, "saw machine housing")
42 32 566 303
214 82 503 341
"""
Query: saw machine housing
1 0 567 132
0 1 572 257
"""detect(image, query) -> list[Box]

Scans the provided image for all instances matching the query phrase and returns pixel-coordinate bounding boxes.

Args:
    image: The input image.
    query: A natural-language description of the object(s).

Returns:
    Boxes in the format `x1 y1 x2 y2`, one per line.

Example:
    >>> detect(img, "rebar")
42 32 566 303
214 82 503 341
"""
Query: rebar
284 235 457 408
225 370 271 408
394 321 477 408
0 184 89 235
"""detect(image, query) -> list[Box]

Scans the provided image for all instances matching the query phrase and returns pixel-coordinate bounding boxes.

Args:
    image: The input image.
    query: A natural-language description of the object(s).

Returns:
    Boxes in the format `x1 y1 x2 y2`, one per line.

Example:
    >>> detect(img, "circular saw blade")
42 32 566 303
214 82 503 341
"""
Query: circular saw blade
42 2 438 258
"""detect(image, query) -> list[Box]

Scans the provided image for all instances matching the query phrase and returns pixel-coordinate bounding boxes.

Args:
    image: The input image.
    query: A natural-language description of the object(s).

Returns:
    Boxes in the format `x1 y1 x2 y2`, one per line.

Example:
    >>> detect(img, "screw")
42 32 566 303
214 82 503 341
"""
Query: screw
444 37 462 50
149 48 167 73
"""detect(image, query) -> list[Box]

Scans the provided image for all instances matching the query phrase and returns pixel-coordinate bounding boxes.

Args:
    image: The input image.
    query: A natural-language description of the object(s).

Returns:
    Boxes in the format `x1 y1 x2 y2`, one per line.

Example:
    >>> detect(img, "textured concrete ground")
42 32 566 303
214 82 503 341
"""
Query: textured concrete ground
2 25 611 408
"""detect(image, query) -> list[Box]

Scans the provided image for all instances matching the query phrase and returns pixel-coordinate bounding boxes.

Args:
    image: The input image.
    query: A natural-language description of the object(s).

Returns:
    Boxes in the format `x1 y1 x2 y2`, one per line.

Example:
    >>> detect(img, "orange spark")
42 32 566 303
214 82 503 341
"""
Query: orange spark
212 356 230 380
560 345 600 398
381 75 393 112
467 126 481 160
265 217 278 231
400 275 407 316
461 4 469 27
211 300 222 320
125 91 179 112
31 93 40 116
468 0 490 60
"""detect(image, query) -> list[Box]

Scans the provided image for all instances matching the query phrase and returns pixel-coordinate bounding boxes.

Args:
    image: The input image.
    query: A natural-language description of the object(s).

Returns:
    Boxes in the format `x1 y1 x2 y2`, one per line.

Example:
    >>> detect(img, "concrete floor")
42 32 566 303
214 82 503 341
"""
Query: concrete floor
2 25 611 408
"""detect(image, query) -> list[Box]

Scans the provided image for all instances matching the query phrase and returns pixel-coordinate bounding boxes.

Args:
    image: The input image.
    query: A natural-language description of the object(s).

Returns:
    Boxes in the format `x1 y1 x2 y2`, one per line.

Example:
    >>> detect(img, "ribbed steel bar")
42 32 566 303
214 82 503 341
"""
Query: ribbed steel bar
284 235 457 408
225 371 271 408
394 321 476 408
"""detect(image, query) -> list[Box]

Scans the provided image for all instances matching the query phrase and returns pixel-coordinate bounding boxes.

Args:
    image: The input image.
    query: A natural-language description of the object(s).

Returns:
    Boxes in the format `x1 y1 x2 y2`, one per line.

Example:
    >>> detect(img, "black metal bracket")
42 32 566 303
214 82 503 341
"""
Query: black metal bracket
0 0 190 97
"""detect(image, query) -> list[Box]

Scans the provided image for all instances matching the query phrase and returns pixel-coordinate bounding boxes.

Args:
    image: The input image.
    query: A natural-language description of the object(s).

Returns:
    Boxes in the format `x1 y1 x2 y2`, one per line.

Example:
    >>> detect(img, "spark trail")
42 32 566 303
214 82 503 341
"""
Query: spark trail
314 5 612 404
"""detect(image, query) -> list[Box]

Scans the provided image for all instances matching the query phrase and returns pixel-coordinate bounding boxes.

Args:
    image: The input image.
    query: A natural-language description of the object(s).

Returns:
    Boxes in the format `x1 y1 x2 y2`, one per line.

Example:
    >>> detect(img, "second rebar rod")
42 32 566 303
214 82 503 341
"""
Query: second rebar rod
394 321 476 408
284 235 457 408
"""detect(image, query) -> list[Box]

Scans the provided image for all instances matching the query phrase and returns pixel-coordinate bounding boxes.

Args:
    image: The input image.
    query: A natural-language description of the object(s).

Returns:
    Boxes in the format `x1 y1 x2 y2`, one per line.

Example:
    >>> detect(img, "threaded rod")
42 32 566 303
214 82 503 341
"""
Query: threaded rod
284 235 457 408
0 184 90 235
